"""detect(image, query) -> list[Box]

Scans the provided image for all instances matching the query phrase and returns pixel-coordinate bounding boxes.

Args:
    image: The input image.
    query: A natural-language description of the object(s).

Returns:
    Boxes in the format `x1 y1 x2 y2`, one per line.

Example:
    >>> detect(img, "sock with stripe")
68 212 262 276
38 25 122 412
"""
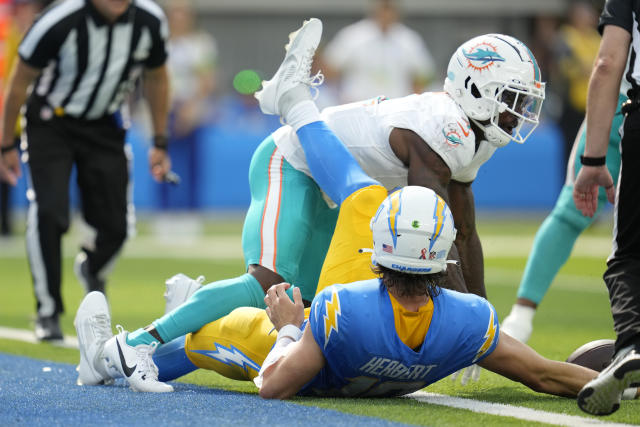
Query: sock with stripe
126 273 266 347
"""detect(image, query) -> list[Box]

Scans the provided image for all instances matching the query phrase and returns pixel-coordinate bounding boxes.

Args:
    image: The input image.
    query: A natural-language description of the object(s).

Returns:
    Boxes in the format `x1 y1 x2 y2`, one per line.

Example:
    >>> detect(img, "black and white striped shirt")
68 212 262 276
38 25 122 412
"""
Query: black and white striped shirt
600 0 640 100
19 0 168 120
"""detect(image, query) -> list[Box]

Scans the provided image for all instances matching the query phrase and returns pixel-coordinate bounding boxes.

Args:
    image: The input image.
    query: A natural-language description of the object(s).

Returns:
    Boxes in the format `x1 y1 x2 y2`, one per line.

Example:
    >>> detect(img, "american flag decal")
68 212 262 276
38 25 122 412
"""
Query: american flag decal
382 243 393 253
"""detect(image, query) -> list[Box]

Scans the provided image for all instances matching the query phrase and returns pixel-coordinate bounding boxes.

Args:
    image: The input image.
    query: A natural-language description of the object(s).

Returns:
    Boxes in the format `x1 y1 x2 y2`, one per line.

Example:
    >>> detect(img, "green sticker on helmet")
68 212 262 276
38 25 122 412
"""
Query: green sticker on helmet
411 220 420 229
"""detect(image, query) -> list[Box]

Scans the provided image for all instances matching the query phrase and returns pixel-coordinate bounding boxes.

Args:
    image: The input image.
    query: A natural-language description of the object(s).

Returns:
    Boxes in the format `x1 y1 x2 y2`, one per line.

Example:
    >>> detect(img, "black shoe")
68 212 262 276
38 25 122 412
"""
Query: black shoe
35 314 63 341
577 346 640 415
74 252 105 294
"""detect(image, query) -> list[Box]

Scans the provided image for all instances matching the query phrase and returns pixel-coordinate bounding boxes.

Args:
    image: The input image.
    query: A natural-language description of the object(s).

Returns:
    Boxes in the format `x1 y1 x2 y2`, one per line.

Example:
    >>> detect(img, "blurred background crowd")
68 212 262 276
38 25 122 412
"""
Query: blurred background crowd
0 0 605 234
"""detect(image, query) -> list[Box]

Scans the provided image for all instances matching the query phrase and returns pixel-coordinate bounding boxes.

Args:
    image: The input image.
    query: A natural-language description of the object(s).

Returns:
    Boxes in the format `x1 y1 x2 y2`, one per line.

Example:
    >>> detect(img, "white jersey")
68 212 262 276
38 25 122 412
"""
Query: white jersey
273 92 497 193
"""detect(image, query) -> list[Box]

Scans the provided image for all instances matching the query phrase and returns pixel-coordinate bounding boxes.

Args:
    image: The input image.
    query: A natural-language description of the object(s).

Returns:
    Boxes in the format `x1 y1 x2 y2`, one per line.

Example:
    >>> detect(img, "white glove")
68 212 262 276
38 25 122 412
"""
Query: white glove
450 364 481 385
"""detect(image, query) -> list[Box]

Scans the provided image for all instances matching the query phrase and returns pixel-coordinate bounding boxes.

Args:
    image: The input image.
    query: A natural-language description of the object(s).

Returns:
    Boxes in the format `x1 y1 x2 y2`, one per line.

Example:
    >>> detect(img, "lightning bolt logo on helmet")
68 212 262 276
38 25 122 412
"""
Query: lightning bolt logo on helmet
324 290 342 348
429 193 447 252
386 189 403 248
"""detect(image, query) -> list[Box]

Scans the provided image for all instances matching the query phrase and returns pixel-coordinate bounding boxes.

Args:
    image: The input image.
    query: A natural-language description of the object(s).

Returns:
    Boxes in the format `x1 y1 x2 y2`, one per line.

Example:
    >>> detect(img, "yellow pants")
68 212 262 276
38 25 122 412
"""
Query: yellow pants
186 185 387 380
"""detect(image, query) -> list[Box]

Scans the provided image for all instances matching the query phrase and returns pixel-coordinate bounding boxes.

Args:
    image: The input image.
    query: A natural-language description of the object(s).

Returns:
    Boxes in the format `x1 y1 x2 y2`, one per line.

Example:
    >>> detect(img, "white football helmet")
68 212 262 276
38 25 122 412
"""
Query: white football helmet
444 34 545 147
369 186 457 274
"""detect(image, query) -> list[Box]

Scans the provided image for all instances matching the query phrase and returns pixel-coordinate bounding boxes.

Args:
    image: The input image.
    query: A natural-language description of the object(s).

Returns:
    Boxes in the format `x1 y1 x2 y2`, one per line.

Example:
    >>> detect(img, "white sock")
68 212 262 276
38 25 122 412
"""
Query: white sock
509 304 536 323
285 100 321 131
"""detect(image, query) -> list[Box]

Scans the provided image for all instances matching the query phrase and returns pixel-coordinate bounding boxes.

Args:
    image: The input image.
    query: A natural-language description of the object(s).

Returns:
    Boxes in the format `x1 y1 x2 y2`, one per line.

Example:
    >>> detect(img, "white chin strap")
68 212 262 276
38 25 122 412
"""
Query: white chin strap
471 119 511 148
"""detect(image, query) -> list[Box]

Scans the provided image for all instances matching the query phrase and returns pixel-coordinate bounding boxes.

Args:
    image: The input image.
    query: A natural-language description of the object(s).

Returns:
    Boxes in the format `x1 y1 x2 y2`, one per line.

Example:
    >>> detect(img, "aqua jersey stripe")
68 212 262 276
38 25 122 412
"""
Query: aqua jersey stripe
522 43 541 82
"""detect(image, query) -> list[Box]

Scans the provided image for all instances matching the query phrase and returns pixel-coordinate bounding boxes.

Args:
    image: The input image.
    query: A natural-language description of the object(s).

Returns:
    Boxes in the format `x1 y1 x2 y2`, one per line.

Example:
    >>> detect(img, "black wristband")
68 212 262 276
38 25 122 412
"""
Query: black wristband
153 135 169 150
580 155 606 167
1 143 18 154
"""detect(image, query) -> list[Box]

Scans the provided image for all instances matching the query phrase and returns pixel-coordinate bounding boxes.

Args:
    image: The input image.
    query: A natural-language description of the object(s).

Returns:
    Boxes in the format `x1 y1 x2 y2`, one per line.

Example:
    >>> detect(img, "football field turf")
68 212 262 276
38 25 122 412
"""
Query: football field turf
1 215 638 426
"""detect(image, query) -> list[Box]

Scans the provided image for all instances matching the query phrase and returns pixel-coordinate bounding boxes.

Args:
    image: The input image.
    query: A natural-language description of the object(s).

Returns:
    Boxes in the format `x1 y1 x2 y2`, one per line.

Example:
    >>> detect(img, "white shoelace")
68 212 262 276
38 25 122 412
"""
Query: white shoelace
297 48 324 100
136 342 160 379
90 314 113 342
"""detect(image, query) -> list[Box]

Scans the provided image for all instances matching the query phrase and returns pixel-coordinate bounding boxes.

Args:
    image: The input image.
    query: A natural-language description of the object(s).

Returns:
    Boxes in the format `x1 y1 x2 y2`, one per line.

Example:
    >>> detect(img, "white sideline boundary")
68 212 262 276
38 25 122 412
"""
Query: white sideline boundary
0 326 78 349
0 327 634 426
407 391 634 427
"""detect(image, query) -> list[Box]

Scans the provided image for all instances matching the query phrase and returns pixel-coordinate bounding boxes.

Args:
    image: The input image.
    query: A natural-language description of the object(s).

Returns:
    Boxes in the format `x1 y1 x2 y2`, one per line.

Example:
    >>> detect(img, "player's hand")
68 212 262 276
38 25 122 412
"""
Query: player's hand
0 148 21 186
450 364 481 385
264 282 304 330
149 147 171 182
573 165 615 217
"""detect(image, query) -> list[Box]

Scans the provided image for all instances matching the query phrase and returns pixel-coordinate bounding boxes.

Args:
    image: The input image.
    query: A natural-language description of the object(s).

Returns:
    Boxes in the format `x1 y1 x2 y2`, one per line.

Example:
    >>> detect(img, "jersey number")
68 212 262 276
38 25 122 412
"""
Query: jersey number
342 376 426 397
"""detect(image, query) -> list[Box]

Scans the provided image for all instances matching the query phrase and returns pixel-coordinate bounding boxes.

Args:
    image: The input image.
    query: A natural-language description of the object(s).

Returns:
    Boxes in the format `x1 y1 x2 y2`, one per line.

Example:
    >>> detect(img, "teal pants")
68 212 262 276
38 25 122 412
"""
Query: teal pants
517 94 625 304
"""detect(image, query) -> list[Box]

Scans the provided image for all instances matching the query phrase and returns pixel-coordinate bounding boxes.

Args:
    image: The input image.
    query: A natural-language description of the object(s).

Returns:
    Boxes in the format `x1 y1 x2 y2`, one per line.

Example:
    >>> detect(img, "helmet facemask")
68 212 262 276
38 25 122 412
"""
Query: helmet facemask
470 81 545 148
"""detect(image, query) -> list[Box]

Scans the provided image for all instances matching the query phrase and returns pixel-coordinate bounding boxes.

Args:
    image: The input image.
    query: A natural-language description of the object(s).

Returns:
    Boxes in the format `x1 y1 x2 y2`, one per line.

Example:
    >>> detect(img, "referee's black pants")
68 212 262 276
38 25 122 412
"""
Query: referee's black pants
24 102 129 317
605 108 640 354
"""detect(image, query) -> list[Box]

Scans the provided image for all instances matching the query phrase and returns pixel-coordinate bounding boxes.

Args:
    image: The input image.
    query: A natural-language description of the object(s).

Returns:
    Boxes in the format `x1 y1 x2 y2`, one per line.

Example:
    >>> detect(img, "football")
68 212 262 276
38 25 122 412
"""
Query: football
566 339 615 372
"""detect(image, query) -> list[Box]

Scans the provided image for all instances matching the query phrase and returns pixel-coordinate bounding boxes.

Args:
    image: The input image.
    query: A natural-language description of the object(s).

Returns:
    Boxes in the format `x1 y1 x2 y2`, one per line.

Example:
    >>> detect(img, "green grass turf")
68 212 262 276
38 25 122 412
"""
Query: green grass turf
1 217 639 426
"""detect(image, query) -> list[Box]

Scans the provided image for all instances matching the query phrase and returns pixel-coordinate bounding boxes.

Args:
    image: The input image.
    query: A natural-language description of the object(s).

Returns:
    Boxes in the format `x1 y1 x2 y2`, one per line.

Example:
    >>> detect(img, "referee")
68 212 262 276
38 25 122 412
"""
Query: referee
0 0 172 341
573 0 640 416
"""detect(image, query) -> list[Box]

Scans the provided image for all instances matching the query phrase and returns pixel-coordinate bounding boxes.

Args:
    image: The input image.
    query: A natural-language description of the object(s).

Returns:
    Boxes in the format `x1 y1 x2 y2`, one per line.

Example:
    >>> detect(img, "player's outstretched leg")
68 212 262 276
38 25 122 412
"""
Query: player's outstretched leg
255 18 323 118
578 345 640 415
74 291 115 385
255 18 375 204
102 325 174 392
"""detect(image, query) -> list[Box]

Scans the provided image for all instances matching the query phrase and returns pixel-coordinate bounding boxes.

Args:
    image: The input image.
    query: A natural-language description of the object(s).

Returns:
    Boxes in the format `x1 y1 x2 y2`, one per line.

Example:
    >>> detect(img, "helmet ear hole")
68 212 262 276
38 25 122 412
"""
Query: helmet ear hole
470 83 481 99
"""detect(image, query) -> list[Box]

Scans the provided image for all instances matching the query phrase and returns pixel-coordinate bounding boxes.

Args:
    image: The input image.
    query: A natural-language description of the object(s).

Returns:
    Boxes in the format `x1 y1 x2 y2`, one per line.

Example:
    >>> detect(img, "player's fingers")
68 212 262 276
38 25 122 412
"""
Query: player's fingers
274 282 290 299
292 287 303 306
605 183 616 204
471 365 481 382
460 368 471 385
266 285 278 302
450 370 460 382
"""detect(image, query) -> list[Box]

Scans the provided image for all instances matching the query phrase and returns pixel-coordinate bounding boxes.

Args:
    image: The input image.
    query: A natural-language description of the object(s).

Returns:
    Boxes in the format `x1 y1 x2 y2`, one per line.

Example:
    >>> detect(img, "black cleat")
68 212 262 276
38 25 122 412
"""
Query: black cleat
74 252 105 294
577 346 640 415
35 314 63 341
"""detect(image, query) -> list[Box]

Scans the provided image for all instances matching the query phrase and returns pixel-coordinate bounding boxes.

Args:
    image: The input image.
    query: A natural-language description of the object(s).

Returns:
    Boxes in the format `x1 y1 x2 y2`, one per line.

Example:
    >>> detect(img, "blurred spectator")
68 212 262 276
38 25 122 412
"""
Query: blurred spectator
529 14 561 120
554 1 600 166
163 0 217 209
0 0 47 235
322 0 435 103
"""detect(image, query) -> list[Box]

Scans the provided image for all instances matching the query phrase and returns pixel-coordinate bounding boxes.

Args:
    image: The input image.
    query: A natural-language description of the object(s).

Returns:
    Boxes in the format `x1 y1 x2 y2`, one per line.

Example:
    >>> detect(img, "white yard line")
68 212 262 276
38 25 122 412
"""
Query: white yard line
407 391 634 427
0 327 633 426
0 233 613 259
0 326 78 349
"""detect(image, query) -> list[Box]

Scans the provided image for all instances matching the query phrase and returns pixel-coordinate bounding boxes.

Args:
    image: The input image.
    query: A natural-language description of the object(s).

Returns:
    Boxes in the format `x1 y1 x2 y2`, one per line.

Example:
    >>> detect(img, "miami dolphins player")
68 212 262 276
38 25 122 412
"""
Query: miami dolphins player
501 79 628 344
73 19 547 392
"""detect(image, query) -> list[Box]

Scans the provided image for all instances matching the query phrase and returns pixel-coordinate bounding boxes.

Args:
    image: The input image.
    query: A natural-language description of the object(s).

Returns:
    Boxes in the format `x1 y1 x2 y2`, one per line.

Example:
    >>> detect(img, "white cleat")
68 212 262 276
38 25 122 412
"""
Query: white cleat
164 273 205 314
102 326 173 393
578 346 640 416
255 17 324 117
74 291 114 386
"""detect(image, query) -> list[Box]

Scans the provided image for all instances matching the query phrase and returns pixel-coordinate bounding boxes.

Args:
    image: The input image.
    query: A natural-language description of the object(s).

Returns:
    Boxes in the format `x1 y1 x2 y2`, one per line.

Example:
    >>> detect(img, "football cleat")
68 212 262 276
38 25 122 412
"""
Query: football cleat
74 252 105 294
35 313 63 341
74 291 114 385
255 17 324 117
163 273 205 314
102 325 173 393
578 345 640 415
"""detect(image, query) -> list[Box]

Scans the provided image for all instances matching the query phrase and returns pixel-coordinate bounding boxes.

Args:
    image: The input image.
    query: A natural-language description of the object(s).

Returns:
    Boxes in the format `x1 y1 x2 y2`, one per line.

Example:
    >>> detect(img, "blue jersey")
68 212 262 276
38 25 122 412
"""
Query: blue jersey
300 279 499 397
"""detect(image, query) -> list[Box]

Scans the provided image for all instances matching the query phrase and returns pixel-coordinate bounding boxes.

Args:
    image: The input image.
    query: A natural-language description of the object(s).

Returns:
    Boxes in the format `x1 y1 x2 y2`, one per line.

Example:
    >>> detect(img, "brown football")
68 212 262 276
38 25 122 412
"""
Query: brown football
566 339 615 372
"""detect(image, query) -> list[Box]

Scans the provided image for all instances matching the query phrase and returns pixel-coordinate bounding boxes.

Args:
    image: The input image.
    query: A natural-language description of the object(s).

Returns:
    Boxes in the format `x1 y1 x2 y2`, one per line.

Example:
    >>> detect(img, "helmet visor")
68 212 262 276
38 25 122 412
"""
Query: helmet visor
492 84 545 144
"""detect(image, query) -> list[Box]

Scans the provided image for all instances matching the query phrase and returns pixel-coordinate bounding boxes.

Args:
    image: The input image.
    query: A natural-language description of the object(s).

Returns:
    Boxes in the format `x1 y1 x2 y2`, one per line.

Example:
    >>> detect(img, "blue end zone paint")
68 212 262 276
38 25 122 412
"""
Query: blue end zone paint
0 353 407 426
